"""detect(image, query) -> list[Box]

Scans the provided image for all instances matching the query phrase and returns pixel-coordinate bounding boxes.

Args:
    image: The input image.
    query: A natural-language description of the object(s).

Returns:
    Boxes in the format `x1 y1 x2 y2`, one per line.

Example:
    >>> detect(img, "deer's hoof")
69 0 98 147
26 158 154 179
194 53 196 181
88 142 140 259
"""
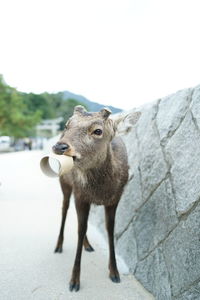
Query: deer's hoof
110 274 121 283
85 245 95 252
54 246 63 253
69 281 80 292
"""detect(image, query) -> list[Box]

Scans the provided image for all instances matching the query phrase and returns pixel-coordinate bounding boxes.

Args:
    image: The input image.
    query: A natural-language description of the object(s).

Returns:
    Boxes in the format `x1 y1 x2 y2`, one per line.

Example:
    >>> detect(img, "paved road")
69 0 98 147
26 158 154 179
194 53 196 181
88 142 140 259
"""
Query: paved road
0 151 154 300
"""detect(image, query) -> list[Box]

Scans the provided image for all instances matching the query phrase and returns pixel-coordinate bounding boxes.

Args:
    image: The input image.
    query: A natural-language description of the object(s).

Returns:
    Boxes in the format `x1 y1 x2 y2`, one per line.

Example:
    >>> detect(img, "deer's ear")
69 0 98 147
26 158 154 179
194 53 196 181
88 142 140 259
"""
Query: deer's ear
100 107 112 119
74 105 87 115
127 111 141 125
114 111 141 129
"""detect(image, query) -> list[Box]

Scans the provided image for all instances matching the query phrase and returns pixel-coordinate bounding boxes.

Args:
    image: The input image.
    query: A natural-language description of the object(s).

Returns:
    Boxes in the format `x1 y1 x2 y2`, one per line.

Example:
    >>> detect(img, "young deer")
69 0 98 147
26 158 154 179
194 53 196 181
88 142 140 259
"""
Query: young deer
52 105 140 292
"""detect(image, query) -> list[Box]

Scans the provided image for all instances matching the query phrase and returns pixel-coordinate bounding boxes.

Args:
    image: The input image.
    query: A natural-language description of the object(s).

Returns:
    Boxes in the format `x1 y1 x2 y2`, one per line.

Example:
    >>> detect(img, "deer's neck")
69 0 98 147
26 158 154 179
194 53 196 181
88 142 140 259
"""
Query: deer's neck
73 144 114 187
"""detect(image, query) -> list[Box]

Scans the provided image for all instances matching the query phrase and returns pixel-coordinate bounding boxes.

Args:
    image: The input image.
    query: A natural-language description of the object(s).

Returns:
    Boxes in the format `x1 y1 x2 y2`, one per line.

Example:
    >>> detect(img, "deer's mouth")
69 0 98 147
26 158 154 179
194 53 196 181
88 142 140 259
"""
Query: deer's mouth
63 154 77 161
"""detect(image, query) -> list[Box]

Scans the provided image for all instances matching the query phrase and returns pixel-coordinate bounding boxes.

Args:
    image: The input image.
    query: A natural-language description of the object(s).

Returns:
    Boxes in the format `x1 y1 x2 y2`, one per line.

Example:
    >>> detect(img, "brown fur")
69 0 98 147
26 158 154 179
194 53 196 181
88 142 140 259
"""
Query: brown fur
53 106 140 291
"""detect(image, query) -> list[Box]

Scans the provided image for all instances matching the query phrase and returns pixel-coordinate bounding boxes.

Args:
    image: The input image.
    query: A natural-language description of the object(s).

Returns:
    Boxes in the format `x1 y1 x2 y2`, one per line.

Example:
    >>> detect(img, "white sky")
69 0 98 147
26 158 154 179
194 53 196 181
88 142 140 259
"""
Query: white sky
0 0 200 110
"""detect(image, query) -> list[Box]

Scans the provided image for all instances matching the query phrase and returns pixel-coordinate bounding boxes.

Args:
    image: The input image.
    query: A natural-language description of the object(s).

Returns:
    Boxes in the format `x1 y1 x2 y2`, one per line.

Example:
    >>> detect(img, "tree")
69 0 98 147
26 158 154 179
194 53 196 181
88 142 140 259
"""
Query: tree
0 75 41 138
22 92 56 119
58 98 88 130
0 75 88 138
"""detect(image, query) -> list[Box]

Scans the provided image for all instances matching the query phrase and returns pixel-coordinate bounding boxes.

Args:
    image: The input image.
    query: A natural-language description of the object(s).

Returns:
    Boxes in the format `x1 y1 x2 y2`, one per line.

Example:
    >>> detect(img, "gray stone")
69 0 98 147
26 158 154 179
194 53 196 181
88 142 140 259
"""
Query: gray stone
136 100 159 138
121 125 139 179
174 281 200 300
116 222 138 273
163 201 200 297
165 111 200 215
136 104 168 201
115 129 143 236
135 247 172 300
156 88 193 145
134 179 178 260
115 175 141 237
191 85 200 130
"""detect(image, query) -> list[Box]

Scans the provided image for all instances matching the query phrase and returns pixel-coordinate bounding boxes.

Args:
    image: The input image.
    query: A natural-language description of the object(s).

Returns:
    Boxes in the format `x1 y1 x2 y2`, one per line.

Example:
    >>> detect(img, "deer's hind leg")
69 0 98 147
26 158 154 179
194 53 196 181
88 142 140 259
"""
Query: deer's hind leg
83 234 94 252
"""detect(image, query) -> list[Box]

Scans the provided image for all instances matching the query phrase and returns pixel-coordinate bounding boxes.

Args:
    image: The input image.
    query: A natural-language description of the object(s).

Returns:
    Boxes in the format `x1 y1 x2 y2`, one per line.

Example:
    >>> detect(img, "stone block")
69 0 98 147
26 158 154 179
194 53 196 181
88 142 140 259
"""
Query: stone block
156 88 193 145
191 85 200 129
135 246 171 300
163 201 200 297
116 222 138 273
165 111 200 215
136 100 159 138
136 104 168 201
174 281 200 300
134 179 178 260
115 129 143 236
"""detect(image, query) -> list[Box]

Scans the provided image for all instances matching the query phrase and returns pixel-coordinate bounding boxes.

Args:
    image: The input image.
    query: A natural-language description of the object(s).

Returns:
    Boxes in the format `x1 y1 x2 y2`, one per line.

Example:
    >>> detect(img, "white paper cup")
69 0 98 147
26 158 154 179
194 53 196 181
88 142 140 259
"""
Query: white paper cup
40 153 74 177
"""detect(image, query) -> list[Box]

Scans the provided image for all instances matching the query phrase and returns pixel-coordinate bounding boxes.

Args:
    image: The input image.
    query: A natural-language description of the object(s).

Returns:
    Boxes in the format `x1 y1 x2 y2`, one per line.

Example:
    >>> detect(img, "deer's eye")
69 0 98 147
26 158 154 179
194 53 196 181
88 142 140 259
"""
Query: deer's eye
93 129 103 136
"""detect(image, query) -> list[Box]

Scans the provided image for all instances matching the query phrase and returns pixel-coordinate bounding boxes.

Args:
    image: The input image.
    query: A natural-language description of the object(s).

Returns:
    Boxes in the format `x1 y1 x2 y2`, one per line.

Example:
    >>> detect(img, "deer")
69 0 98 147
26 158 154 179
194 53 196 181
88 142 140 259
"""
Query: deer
52 105 141 292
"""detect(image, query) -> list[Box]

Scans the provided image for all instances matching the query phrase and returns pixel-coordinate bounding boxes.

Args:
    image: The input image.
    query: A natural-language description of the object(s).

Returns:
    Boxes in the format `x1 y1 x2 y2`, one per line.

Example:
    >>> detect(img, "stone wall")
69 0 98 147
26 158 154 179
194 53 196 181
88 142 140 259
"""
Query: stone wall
90 85 200 300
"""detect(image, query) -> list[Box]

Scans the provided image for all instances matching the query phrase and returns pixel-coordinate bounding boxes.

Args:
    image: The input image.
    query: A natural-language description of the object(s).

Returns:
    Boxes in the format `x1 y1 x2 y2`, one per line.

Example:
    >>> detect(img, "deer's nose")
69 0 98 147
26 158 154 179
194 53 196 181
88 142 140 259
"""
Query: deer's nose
53 143 69 154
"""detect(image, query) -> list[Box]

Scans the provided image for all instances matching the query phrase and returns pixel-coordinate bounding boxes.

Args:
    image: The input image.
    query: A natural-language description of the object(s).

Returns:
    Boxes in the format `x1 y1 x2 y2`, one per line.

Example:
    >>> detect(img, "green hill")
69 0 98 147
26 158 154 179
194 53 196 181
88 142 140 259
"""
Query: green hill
62 91 122 114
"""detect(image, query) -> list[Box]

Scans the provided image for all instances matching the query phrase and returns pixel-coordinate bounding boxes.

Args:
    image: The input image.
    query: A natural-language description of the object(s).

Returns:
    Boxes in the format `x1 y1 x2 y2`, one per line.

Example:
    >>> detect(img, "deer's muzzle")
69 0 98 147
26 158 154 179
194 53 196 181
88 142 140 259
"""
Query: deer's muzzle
52 143 69 155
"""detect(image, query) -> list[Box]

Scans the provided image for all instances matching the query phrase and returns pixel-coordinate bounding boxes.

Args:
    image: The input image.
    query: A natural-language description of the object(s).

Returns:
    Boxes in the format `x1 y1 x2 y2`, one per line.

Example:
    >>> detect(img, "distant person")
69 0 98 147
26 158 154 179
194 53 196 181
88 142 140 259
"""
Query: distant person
23 138 32 150
28 139 32 150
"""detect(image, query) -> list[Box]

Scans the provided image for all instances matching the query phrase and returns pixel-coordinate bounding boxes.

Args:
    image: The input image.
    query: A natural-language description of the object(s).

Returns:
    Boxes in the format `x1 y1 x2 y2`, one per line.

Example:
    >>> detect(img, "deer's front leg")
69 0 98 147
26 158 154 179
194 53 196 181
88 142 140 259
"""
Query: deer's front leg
69 200 90 292
105 204 120 283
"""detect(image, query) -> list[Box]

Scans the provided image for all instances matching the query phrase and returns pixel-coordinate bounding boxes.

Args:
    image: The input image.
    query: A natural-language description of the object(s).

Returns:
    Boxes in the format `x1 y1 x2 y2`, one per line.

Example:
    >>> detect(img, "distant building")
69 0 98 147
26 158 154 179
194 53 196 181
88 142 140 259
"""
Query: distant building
36 117 63 137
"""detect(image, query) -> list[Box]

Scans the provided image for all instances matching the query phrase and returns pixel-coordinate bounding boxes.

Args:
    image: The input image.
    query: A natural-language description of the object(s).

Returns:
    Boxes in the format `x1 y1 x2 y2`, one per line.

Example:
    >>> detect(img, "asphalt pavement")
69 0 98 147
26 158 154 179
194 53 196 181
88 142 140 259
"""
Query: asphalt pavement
0 151 154 300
